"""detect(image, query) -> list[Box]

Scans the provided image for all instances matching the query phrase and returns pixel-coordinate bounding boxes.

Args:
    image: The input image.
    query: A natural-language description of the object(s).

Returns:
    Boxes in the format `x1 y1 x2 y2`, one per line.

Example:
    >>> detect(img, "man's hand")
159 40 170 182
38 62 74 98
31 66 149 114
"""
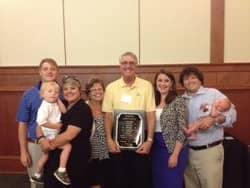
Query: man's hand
136 141 152 154
20 151 31 167
199 116 215 130
107 138 120 153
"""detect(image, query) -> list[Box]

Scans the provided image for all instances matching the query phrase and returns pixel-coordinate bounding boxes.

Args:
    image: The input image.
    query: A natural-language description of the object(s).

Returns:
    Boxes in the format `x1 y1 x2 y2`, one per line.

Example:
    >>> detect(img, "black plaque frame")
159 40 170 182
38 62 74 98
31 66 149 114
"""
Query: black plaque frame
113 110 145 150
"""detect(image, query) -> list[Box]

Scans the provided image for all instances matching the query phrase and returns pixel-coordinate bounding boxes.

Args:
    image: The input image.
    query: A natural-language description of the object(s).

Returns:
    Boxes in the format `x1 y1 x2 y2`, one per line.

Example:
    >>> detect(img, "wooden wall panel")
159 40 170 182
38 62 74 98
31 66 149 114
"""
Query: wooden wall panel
223 89 250 144
0 91 21 156
0 64 250 173
210 0 224 64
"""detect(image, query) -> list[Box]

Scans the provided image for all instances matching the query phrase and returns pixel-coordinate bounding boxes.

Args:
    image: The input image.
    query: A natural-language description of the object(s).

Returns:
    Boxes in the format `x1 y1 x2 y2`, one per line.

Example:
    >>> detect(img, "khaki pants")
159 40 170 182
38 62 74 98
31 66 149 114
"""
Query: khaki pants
27 142 43 188
184 144 224 188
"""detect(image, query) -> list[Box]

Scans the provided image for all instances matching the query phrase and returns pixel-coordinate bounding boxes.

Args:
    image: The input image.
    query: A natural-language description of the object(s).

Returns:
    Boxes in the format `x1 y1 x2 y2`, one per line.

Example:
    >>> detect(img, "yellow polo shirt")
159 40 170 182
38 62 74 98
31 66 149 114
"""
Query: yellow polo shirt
102 77 155 112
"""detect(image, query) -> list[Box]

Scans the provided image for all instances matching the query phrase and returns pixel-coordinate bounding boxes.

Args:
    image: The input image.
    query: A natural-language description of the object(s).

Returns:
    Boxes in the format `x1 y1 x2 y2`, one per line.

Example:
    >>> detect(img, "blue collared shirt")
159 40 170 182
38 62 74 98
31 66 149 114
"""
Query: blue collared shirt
182 86 237 146
16 82 42 140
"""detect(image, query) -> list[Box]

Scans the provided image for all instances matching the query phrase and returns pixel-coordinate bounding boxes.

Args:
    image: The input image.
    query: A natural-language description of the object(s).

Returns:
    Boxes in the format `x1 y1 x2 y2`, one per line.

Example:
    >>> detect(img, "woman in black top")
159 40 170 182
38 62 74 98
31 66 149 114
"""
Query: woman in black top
42 76 93 188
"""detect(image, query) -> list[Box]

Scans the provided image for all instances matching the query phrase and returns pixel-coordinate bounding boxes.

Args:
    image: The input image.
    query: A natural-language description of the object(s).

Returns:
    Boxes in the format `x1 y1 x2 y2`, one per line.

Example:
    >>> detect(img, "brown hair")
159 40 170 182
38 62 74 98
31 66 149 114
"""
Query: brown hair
39 58 58 70
179 66 204 86
154 69 178 105
85 78 105 96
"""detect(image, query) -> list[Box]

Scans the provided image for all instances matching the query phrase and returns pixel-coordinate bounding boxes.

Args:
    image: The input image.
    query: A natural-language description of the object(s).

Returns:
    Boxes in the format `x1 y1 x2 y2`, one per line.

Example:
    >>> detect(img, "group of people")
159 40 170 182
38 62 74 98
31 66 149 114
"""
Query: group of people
16 52 237 188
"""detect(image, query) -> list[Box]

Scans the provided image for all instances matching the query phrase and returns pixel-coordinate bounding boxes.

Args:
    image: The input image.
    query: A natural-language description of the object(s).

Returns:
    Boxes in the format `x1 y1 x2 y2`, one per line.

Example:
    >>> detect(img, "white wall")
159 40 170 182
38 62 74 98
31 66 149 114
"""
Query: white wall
140 0 210 64
64 0 138 65
224 0 250 63
0 0 249 66
0 0 65 66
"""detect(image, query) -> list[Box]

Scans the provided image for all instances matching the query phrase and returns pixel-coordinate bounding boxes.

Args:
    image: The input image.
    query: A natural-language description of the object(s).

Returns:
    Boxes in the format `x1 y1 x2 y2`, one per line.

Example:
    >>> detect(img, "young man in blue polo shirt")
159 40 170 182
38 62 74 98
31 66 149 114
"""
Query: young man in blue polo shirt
16 58 59 188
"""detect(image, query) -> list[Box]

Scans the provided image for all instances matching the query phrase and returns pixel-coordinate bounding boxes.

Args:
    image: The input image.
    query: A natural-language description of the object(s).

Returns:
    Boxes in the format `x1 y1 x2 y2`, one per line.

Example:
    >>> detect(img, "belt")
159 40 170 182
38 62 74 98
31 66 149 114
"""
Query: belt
27 138 37 144
188 140 222 151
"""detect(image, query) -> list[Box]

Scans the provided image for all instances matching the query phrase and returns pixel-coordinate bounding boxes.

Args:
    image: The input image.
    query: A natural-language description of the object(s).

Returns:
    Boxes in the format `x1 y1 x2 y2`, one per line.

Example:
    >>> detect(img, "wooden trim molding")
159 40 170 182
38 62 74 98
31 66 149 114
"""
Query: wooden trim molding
1 63 250 90
210 0 225 64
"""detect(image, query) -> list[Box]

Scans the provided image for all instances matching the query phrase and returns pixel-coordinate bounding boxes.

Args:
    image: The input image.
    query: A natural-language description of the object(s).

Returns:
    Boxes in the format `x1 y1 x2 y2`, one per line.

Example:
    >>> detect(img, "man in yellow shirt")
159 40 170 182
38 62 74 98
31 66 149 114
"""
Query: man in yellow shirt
102 52 155 188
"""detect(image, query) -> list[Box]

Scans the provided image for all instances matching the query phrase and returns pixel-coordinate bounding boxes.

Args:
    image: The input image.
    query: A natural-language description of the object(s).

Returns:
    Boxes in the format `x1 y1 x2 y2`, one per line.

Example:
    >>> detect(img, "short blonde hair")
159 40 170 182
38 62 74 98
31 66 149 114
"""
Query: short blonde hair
62 75 81 90
40 81 60 98
85 77 105 96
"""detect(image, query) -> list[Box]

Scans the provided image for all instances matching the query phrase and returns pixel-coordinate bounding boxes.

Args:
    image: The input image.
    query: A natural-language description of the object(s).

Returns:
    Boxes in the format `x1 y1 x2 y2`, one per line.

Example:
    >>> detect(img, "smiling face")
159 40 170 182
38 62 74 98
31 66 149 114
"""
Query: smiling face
40 82 60 103
156 73 173 96
88 82 104 102
63 84 81 104
183 73 202 95
39 62 58 82
119 55 137 82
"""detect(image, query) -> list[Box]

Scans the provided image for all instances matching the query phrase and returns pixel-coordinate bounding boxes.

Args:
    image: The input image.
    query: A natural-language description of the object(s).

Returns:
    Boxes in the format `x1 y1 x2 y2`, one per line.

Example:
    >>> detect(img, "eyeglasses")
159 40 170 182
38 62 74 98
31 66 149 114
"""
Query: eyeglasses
90 87 103 92
120 61 136 66
62 75 81 85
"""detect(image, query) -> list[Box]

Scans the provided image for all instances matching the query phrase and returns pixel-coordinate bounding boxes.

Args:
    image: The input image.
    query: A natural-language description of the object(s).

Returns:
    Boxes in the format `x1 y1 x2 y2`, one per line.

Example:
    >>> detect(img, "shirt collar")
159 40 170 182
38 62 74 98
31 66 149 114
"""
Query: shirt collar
119 76 139 89
36 81 42 90
182 86 205 99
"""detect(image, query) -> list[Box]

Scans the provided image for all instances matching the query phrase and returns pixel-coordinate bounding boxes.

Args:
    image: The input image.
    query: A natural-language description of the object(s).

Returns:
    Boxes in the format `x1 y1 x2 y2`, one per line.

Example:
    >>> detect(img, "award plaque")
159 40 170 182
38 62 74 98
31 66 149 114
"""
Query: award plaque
113 110 145 150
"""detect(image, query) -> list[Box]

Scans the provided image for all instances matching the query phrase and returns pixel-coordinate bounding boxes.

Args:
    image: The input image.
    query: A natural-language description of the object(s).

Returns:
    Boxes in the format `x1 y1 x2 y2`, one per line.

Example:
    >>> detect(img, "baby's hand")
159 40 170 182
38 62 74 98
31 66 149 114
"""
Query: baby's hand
57 98 61 104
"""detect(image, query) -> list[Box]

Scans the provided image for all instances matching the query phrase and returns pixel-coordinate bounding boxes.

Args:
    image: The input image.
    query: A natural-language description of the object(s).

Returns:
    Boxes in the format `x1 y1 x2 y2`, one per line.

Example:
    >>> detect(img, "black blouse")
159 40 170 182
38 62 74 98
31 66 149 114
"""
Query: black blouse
44 99 93 187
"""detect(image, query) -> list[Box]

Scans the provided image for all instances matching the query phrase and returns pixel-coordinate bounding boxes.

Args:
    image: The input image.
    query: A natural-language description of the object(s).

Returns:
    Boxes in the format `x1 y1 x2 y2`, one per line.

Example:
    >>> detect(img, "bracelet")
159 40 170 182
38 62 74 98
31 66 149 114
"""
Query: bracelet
147 137 153 143
36 135 45 144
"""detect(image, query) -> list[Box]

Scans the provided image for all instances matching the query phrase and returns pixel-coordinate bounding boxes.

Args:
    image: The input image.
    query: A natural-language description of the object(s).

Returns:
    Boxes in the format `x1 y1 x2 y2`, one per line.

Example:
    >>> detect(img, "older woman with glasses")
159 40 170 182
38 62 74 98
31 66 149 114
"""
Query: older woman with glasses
85 78 110 188
40 75 93 188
